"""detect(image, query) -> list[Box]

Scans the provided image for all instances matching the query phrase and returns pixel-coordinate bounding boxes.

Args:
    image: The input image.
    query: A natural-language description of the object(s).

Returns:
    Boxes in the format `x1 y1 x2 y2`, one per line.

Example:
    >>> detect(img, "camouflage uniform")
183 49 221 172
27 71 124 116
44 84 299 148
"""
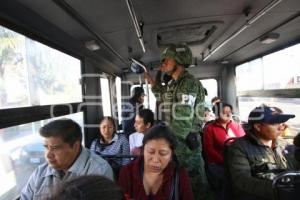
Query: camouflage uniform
152 44 212 200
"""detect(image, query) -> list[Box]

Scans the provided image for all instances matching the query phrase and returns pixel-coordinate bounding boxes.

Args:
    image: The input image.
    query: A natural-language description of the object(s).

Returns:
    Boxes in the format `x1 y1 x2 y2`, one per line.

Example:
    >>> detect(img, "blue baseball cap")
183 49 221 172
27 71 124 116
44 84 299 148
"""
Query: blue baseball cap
248 105 295 125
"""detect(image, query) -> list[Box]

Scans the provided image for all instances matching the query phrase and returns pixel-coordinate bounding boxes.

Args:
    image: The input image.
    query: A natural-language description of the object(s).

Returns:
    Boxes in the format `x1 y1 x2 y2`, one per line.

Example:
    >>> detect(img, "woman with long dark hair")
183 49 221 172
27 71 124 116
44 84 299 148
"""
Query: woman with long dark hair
118 124 194 200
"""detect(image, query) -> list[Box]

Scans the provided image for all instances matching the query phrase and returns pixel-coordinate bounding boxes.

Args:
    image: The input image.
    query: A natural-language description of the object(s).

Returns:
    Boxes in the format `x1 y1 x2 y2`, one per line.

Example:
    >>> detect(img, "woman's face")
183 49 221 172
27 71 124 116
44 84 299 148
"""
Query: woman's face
219 106 232 123
143 138 172 173
99 119 114 142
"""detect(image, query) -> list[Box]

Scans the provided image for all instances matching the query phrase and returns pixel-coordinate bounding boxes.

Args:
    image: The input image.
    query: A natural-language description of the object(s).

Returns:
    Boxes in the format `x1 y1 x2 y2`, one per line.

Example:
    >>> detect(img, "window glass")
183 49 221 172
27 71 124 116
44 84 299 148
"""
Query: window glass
236 59 264 92
236 43 300 91
115 77 122 124
0 25 82 109
100 78 112 116
200 79 218 108
238 97 300 136
0 112 84 200
263 44 300 89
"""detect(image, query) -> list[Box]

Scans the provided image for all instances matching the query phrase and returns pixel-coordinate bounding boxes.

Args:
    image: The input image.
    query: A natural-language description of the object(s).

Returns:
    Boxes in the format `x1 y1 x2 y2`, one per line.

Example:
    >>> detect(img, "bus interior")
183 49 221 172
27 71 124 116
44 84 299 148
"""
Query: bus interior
1 0 300 199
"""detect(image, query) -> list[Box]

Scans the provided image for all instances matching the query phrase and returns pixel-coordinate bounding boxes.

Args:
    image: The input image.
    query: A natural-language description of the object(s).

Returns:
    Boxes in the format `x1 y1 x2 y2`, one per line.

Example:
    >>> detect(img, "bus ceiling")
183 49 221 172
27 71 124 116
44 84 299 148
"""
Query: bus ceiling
1 0 300 75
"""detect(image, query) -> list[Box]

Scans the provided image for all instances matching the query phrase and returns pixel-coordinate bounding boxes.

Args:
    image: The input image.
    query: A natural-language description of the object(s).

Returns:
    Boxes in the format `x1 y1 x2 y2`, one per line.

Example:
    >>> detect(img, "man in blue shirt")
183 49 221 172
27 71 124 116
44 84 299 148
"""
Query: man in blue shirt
20 119 113 200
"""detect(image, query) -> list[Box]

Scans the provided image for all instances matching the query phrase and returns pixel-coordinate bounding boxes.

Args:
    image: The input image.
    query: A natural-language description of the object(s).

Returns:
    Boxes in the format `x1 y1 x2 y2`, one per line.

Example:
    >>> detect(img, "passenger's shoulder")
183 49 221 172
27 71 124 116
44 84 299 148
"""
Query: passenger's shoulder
204 121 216 129
87 151 113 173
120 158 139 172
129 132 140 139
90 138 98 145
85 148 107 164
118 133 127 140
180 77 201 92
182 75 199 85
35 162 50 173
118 134 129 143
28 162 51 181
228 135 248 148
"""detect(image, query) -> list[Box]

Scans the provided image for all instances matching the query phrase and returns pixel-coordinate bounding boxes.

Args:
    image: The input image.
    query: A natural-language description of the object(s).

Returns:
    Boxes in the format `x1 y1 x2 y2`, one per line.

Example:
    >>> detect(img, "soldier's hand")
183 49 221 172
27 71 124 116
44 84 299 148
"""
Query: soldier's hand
144 72 152 81
144 72 155 86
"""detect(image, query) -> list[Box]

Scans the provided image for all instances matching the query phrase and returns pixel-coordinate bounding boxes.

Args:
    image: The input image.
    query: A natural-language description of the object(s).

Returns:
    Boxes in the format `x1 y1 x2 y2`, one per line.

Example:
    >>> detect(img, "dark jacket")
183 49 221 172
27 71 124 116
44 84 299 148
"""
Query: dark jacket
121 98 143 136
118 157 194 200
225 131 291 200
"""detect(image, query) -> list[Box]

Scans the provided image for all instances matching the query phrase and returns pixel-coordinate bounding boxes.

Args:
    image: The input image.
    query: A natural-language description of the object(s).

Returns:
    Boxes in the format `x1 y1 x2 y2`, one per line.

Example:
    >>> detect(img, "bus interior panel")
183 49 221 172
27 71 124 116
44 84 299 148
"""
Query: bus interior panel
1 0 300 199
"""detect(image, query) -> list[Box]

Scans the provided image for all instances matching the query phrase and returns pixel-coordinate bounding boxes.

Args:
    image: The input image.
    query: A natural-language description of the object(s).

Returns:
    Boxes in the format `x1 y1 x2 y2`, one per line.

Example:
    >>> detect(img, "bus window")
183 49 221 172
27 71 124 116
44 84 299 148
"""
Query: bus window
236 59 264 91
236 43 300 92
200 79 218 108
0 25 82 109
236 43 300 136
115 77 122 124
0 112 84 200
100 77 112 116
263 44 300 90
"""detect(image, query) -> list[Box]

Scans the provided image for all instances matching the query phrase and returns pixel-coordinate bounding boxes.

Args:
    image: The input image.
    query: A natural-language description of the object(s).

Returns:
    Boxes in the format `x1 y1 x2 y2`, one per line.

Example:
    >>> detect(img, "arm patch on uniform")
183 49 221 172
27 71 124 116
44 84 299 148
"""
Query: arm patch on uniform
181 94 196 107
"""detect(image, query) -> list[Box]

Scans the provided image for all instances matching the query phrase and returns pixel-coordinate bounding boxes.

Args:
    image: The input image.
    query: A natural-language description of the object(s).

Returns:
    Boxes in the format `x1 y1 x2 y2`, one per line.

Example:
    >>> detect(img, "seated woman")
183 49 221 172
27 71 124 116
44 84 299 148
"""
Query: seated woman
203 102 245 199
90 117 130 174
130 109 154 155
118 124 194 200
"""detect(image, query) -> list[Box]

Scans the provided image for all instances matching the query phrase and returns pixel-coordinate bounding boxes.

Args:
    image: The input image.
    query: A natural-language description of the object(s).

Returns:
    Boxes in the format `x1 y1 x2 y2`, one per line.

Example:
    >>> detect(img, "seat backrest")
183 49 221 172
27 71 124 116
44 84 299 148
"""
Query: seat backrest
272 171 300 200
95 153 138 179
223 137 239 200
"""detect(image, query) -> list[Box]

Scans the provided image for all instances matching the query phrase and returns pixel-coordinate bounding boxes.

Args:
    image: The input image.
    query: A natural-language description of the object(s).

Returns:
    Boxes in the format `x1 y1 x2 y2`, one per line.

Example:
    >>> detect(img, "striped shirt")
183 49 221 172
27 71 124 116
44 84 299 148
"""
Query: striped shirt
90 133 130 166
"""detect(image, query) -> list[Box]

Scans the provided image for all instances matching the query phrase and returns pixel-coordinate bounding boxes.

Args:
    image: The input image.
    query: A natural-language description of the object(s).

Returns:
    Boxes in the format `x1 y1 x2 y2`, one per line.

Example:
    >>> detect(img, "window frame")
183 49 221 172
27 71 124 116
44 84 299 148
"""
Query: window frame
0 21 85 130
237 88 300 99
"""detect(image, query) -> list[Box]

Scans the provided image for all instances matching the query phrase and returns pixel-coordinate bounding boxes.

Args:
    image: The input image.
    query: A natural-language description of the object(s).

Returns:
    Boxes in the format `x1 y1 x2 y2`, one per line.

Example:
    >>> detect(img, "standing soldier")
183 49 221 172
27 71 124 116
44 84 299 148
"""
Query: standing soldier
145 43 210 200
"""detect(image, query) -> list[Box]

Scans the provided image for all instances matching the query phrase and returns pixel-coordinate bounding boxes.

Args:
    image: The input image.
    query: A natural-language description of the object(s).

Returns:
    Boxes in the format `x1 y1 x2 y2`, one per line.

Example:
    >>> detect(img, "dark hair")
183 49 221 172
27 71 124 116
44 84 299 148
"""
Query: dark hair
99 116 117 139
294 133 300 163
142 124 177 151
48 175 123 200
294 132 300 147
131 87 144 102
40 119 82 147
212 102 233 117
137 109 155 127
211 96 221 104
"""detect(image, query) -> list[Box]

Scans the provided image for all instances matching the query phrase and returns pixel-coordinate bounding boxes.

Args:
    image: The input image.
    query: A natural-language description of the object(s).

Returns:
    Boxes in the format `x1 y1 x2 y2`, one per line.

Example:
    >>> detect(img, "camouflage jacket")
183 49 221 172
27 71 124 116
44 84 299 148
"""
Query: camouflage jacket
225 132 292 200
152 71 205 140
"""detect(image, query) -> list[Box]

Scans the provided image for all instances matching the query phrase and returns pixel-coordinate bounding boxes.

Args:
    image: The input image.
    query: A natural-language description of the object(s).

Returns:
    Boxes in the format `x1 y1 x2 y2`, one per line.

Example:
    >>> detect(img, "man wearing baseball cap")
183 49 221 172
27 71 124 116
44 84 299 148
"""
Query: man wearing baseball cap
225 104 295 200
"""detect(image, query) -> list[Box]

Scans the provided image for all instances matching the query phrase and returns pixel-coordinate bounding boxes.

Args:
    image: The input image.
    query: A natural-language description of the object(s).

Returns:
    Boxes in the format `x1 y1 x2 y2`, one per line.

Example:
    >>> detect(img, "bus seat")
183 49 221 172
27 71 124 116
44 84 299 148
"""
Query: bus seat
223 137 239 200
272 171 300 200
94 153 138 179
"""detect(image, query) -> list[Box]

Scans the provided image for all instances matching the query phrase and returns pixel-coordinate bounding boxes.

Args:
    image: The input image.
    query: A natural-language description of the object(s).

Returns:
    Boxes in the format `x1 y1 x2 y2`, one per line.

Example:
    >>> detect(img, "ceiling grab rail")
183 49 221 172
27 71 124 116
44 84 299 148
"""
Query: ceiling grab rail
203 0 282 61
125 0 146 53
131 58 150 108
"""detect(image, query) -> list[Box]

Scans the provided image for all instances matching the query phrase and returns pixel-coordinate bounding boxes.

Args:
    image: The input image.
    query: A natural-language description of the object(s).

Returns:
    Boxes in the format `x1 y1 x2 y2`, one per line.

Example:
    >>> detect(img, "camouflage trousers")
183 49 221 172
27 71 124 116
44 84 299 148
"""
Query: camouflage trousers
175 139 214 200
